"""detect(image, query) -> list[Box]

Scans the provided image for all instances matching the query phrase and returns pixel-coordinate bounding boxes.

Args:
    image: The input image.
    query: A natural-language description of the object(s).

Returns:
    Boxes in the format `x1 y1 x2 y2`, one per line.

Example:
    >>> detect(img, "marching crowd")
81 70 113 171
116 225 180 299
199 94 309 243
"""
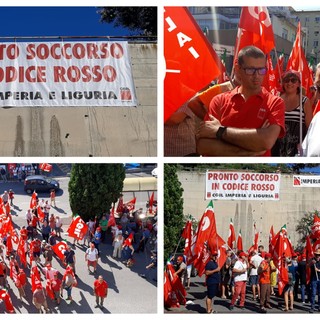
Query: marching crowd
0 188 158 313
173 244 320 313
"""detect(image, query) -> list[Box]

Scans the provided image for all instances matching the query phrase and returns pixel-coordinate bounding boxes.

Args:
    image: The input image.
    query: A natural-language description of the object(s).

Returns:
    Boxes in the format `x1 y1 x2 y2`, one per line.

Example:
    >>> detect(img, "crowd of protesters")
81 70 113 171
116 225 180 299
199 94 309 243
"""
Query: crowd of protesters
0 189 158 313
168 243 320 313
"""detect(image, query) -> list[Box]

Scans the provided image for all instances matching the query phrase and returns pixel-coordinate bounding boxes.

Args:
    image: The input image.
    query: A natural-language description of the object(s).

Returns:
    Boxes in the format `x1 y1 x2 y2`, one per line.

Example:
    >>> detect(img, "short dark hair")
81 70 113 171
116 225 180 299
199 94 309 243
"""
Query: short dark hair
238 46 266 67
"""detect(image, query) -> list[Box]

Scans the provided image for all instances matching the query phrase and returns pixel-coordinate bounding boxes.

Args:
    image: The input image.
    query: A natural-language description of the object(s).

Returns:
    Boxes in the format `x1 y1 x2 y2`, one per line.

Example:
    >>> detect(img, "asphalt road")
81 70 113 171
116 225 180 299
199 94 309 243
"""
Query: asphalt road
0 178 157 314
165 274 312 314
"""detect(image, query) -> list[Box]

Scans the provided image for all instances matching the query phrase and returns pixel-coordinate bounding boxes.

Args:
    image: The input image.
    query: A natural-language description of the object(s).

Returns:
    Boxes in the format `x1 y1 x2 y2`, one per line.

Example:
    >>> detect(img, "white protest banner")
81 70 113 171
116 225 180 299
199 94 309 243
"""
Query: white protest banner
293 175 320 187
0 41 137 107
205 171 281 200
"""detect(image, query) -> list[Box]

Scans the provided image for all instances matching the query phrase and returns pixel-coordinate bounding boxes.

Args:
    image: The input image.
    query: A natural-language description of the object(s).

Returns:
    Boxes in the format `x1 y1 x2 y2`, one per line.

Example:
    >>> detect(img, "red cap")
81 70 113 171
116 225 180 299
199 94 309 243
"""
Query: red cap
211 251 218 256
239 252 247 258
265 253 272 259
177 256 184 262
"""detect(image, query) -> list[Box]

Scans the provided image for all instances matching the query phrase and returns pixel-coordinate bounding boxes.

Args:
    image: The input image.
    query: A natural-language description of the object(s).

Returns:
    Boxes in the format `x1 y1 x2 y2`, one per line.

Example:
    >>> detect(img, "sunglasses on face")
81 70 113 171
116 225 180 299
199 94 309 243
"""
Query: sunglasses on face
241 67 267 75
283 77 299 84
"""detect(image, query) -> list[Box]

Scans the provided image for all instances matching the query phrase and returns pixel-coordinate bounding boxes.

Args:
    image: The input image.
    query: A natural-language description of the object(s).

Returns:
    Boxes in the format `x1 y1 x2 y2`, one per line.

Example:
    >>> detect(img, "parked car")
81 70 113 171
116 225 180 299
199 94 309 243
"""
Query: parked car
24 175 60 194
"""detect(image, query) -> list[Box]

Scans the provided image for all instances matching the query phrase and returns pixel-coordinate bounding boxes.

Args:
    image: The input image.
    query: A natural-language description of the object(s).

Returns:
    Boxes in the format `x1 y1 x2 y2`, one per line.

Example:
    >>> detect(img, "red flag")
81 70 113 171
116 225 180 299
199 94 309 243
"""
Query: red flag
67 216 88 240
193 241 211 277
227 219 236 249
306 235 314 284
311 214 320 239
6 234 13 255
164 270 177 308
107 206 116 228
116 196 124 214
164 7 223 122
40 163 52 172
4 203 10 216
236 7 275 56
17 239 27 267
265 53 279 95
125 197 136 212
208 234 228 269
269 225 275 253
181 221 192 258
286 22 312 96
166 263 186 305
313 100 320 117
253 223 259 251
46 280 55 300
274 53 284 92
272 229 289 295
29 192 37 209
194 201 217 255
313 238 320 252
0 289 14 313
37 206 45 223
52 240 68 261
31 265 41 292
237 230 243 252
123 233 134 247
148 192 154 214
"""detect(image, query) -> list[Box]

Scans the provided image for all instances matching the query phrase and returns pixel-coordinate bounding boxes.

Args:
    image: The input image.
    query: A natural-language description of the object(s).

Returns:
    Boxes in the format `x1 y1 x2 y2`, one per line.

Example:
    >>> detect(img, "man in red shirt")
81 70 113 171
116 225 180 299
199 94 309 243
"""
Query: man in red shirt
93 275 108 309
196 46 285 156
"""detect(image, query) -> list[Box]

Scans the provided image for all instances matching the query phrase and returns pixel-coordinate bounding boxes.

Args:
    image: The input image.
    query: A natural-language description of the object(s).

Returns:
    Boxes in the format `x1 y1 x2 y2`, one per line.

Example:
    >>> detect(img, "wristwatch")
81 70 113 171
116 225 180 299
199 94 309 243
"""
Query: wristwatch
216 126 227 140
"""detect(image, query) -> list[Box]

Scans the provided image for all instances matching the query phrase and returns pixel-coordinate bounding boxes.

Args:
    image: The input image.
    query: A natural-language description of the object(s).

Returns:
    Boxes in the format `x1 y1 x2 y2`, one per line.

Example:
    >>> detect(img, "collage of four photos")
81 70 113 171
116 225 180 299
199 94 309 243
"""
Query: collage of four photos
0 4 320 317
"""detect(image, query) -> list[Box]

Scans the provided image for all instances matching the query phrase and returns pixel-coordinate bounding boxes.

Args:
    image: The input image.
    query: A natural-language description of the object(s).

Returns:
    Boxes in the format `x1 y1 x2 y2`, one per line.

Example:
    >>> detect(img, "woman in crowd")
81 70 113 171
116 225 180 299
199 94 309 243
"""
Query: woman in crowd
272 70 312 156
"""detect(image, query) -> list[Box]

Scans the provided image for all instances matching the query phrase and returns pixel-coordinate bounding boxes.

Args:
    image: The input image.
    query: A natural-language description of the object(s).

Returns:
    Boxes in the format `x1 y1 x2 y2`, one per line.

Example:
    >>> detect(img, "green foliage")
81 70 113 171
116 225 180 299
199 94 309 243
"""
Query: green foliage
98 7 157 36
68 164 125 221
296 210 320 247
164 164 185 263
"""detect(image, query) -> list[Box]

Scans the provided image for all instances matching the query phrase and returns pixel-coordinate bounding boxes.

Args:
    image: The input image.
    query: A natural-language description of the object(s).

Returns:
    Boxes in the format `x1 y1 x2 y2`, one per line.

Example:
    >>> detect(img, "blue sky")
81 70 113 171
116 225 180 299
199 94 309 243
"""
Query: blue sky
0 7 131 38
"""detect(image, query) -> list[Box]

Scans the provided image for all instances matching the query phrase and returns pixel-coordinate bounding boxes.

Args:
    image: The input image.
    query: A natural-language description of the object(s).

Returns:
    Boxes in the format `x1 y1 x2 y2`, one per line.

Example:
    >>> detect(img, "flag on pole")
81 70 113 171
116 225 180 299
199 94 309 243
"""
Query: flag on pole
305 235 314 284
116 196 124 214
52 240 68 262
108 206 116 228
311 214 320 239
227 218 236 249
67 216 88 240
164 6 223 122
181 220 192 258
148 192 154 214
237 229 243 251
39 163 52 172
29 192 37 209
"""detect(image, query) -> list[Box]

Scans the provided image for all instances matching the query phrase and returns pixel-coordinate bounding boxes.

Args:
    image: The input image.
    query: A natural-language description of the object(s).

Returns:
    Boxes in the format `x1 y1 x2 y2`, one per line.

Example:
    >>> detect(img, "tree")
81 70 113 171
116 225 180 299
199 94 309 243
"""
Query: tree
98 7 157 36
68 164 125 221
164 164 185 263
296 210 320 248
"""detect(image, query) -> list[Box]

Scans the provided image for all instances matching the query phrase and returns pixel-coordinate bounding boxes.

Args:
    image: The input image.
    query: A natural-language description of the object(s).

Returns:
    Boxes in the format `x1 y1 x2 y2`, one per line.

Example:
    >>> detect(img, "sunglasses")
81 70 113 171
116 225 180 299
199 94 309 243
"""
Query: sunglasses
283 77 299 84
241 67 267 75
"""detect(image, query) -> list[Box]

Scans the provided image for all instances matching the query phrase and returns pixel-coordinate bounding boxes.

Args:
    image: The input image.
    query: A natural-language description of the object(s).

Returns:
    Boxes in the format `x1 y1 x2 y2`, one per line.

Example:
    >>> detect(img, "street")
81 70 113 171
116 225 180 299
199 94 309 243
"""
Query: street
0 176 157 314
165 274 311 314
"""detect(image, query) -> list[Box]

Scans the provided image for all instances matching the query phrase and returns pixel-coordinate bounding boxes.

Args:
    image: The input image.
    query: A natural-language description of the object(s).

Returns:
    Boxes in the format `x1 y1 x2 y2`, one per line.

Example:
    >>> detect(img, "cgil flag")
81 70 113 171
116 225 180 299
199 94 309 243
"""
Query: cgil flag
67 216 88 240
39 163 52 172
164 6 223 122
227 218 236 249
237 229 243 252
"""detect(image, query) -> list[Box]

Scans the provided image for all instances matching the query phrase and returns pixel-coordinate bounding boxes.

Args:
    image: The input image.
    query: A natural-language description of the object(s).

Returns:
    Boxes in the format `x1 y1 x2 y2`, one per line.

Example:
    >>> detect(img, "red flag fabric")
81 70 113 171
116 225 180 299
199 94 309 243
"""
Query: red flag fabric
4 203 10 216
311 214 320 239
274 53 284 92
67 216 88 240
166 263 186 306
125 197 136 212
194 201 217 255
40 163 52 172
37 206 46 223
29 192 37 209
182 221 192 258
272 229 289 295
116 196 124 214
148 192 154 214
193 241 211 277
227 219 236 249
265 53 279 96
17 239 27 267
0 289 14 313
237 7 275 54
164 270 177 308
6 234 13 255
313 238 320 252
31 265 41 292
286 22 312 97
164 6 223 122
46 280 55 300
313 100 320 117
207 234 228 269
123 233 134 247
107 206 116 228
52 240 68 261
253 223 259 251
237 230 243 252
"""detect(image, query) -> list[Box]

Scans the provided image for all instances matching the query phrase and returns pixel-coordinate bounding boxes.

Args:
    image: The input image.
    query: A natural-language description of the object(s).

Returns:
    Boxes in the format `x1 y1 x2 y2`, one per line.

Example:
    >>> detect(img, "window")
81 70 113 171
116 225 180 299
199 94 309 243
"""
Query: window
315 31 319 37
315 16 320 23
282 28 288 40
314 40 319 48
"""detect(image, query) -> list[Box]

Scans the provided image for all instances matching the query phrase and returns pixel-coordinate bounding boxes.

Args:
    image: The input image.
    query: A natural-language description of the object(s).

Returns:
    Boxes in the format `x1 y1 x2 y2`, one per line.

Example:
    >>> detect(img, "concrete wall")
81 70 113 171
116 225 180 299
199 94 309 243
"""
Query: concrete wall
178 170 320 249
0 42 157 157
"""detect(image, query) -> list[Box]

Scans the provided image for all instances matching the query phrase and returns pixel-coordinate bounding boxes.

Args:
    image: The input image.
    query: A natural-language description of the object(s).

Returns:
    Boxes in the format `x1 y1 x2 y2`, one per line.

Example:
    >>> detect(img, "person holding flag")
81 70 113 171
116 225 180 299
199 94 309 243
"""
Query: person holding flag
204 250 221 313
196 45 285 157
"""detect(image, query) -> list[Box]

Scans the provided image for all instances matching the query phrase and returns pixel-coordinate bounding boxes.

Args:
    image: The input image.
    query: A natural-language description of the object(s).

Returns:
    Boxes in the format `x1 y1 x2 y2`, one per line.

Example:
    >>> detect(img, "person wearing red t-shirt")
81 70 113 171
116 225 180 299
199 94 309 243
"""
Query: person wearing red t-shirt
15 268 27 300
51 272 62 305
196 46 285 157
259 253 273 313
93 275 108 309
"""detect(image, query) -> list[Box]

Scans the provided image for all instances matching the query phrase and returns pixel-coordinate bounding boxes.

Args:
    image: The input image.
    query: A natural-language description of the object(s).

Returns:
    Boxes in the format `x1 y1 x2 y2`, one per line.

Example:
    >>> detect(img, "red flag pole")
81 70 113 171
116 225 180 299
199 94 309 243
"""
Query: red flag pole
298 22 303 153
